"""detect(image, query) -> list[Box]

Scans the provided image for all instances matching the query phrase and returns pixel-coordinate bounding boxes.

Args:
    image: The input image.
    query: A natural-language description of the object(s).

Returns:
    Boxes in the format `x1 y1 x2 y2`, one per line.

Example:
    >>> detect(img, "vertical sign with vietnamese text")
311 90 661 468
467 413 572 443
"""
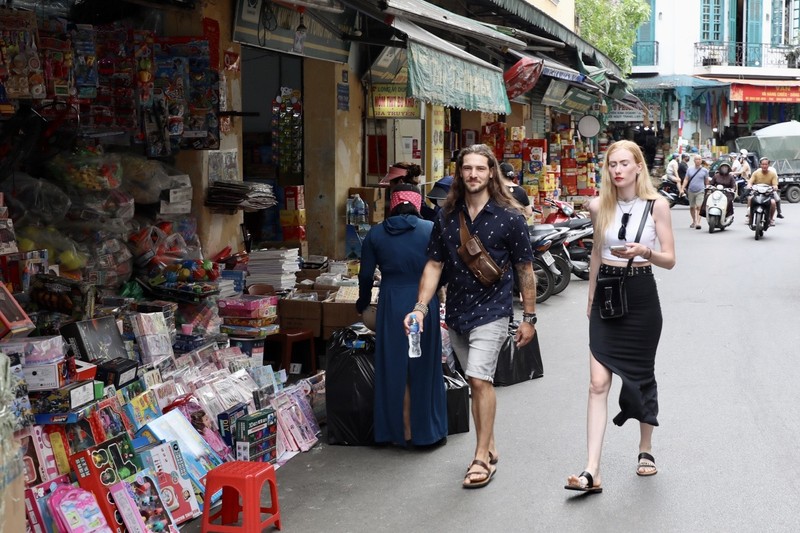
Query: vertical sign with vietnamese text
431 105 444 181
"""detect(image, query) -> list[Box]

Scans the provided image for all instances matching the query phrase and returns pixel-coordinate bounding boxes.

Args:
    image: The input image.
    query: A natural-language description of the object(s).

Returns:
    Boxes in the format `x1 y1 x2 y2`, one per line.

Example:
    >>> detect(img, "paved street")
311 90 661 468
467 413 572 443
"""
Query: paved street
191 202 800 533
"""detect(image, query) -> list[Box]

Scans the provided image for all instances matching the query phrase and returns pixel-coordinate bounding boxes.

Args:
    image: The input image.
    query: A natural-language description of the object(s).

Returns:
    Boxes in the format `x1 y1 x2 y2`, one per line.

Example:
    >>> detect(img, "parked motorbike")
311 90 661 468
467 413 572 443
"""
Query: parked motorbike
704 185 735 233
657 177 689 208
528 224 570 298
552 217 593 280
748 184 774 240
542 197 582 224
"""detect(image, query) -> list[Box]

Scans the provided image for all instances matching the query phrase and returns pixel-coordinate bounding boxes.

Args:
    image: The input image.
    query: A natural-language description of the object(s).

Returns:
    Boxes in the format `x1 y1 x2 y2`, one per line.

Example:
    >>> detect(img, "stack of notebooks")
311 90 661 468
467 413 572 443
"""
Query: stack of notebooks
247 248 300 290
205 180 277 211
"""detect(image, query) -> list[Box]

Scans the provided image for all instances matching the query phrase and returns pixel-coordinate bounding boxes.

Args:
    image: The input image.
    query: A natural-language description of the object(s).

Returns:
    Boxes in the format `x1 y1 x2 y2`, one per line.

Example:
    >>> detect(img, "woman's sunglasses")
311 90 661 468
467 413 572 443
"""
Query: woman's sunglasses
618 212 630 241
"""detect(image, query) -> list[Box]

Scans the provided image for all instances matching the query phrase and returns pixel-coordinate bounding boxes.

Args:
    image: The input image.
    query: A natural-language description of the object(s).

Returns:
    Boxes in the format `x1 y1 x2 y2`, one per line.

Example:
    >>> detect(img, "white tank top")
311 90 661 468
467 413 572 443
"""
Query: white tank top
601 198 657 264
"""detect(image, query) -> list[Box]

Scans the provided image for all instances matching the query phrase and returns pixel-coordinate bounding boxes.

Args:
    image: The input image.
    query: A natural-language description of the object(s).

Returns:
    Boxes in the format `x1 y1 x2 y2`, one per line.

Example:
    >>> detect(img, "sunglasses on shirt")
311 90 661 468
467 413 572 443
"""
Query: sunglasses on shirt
618 212 630 241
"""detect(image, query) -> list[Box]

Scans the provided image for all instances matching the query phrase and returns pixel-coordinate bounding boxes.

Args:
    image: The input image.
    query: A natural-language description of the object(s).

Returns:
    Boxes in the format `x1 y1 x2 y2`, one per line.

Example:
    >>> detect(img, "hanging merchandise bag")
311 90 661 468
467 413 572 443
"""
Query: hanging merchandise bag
493 322 544 386
325 325 375 445
443 368 470 435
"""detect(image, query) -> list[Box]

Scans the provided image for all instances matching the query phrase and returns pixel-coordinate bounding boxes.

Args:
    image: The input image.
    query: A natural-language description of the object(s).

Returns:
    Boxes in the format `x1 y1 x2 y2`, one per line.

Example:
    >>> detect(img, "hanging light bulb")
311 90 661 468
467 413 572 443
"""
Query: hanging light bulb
293 8 307 54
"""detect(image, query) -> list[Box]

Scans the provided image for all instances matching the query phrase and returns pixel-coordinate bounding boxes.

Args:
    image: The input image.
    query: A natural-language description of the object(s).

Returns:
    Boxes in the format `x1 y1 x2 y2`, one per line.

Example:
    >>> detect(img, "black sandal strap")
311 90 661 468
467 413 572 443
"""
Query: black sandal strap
579 470 595 488
638 452 655 463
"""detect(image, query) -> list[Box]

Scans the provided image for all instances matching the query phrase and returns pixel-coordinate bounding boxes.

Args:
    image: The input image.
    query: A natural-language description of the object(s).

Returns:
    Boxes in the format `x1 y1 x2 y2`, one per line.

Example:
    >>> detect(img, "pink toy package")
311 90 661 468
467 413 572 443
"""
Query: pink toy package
19 425 60 487
24 474 71 533
109 471 179 533
47 484 114 533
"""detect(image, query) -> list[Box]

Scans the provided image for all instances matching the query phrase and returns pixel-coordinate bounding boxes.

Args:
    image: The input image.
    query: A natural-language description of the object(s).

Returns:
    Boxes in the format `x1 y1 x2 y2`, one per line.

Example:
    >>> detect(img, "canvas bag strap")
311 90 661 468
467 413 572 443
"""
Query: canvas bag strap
622 199 654 278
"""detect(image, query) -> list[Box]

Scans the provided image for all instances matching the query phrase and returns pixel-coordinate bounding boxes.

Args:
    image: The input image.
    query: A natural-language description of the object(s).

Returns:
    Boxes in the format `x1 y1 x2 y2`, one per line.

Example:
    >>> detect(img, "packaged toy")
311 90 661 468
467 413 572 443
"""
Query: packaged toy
110 471 179 533
47 484 114 533
25 474 71 533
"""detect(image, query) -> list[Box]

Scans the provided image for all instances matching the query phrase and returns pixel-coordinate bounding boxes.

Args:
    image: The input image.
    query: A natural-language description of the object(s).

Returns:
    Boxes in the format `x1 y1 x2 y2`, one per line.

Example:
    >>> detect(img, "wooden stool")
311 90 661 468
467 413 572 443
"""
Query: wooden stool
265 329 316 374
201 461 281 532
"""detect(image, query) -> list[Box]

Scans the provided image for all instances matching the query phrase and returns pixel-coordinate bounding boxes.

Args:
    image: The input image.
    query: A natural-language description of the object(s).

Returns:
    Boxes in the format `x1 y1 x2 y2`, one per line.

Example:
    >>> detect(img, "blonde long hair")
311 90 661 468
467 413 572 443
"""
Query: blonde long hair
594 140 660 250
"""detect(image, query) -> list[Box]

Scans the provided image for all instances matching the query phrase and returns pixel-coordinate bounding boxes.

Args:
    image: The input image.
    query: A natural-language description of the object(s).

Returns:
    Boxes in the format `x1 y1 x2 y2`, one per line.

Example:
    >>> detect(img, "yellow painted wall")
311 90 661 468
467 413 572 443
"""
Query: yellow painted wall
529 0 576 31
304 59 364 259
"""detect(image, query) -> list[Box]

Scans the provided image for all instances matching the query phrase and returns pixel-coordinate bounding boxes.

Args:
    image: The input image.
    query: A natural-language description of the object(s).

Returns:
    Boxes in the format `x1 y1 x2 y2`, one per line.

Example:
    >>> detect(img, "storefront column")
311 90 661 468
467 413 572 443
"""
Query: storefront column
304 59 364 259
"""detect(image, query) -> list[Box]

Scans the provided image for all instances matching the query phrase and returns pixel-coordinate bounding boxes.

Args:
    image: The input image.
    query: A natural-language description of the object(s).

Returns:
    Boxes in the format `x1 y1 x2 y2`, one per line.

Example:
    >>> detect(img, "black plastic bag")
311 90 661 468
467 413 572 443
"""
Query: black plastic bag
493 323 544 386
444 370 470 435
325 325 376 445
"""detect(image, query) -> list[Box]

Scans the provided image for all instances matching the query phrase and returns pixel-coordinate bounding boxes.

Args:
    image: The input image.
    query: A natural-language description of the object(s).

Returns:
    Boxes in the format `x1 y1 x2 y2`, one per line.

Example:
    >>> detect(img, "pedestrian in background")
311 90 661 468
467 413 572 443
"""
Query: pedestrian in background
682 155 709 229
677 153 690 196
357 183 447 447
565 140 675 494
405 144 536 489
499 161 533 220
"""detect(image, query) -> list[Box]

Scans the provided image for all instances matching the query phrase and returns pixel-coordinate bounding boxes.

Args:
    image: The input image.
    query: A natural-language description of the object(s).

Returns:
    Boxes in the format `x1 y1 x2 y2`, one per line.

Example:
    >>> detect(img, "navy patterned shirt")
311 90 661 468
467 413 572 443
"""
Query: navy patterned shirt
427 200 533 334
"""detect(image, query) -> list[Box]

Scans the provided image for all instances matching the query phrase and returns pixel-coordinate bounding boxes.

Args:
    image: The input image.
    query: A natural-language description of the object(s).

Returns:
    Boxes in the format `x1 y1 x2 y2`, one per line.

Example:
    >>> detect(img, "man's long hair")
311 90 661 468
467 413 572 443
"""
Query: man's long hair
442 144 520 215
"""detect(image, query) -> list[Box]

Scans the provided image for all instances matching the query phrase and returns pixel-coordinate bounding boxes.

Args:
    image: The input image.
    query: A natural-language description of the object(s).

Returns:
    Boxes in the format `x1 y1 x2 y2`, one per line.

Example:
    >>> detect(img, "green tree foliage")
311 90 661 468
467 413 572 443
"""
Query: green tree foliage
575 0 651 74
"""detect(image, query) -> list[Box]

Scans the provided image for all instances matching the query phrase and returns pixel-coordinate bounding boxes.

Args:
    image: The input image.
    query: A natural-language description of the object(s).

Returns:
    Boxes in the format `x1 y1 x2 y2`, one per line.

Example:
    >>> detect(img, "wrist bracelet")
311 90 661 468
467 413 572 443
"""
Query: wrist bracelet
522 311 537 318
413 302 428 317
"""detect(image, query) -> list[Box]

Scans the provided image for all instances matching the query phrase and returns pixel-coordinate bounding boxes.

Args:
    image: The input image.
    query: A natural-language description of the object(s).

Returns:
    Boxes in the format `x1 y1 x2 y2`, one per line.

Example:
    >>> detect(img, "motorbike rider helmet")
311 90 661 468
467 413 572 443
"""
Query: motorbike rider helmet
740 148 749 157
718 162 731 174
681 153 690 161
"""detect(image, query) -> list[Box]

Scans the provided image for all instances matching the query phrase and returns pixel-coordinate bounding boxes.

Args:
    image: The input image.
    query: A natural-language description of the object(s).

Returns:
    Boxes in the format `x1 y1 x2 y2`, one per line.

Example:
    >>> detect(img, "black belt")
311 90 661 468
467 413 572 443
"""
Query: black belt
599 264 653 277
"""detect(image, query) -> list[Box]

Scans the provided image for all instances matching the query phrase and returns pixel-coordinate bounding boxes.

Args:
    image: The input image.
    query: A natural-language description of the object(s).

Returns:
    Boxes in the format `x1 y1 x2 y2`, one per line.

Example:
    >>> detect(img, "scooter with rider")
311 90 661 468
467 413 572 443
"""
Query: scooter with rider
701 161 736 232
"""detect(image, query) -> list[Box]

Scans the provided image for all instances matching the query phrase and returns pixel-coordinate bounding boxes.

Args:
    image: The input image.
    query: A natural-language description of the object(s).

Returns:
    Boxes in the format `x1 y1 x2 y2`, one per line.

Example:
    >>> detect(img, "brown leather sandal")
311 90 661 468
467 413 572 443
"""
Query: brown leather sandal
463 459 495 489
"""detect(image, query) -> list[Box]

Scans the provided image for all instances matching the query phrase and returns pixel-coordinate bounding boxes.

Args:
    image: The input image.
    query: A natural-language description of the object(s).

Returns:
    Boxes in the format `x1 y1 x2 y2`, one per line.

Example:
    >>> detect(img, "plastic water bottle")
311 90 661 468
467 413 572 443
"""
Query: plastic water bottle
408 316 422 358
350 193 368 225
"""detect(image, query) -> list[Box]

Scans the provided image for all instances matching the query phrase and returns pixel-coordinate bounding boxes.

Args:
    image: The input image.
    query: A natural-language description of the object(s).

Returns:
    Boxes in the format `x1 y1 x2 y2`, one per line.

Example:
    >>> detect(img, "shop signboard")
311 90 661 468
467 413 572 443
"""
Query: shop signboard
367 84 421 119
607 103 661 122
541 80 569 107
730 83 800 103
430 105 445 181
559 88 595 114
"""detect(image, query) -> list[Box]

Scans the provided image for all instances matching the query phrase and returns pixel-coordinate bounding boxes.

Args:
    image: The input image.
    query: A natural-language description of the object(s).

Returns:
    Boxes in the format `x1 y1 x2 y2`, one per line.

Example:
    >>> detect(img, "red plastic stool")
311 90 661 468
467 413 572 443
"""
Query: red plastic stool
201 461 281 532
265 328 316 374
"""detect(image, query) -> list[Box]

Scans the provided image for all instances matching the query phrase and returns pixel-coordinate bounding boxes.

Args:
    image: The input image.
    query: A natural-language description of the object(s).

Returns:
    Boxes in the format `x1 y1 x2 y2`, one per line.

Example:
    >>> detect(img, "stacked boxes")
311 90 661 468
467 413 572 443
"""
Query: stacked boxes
0 249 49 294
234 408 278 463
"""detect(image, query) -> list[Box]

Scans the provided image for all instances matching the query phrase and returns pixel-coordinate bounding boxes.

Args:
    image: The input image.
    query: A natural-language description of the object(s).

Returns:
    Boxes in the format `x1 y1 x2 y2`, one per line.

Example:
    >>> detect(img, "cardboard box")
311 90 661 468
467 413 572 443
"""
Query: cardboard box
159 199 192 214
160 176 192 203
29 380 95 413
284 185 305 210
22 359 70 391
279 295 323 337
0 282 34 338
1 335 66 366
0 218 18 254
60 315 129 363
95 357 139 388
349 187 385 224
279 209 306 226
321 300 362 339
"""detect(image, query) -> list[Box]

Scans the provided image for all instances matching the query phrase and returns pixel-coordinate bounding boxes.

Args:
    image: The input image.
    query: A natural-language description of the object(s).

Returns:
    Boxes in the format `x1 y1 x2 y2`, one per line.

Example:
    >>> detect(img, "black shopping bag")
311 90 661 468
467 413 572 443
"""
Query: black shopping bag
444 372 470 435
326 325 376 445
493 325 543 386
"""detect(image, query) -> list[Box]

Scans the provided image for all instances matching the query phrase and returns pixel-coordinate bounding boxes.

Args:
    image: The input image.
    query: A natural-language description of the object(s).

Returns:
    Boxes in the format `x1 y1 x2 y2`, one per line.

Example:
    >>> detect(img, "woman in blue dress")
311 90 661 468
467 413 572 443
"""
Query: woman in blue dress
356 183 447 446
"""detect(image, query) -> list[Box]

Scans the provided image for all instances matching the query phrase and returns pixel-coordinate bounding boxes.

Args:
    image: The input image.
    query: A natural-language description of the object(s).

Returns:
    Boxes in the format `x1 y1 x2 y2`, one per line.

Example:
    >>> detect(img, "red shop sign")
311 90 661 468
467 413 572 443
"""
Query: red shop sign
730 83 800 103
504 57 544 100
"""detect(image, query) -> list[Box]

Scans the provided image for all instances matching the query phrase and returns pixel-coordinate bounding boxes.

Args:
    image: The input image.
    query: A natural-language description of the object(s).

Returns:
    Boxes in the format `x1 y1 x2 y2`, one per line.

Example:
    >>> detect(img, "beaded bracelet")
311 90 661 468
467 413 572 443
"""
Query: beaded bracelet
413 302 428 317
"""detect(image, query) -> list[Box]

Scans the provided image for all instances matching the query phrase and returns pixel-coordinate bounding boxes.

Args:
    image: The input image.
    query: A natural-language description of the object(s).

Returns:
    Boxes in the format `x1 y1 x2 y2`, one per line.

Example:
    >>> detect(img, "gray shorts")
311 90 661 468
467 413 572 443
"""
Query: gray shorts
687 190 704 207
448 317 509 383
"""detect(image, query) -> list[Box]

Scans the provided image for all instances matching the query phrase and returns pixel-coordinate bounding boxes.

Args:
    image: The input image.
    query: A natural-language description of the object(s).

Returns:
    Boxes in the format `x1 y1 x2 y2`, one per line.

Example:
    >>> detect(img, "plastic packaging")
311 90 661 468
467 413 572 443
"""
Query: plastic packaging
349 193 367 225
408 316 421 358
325 325 375 446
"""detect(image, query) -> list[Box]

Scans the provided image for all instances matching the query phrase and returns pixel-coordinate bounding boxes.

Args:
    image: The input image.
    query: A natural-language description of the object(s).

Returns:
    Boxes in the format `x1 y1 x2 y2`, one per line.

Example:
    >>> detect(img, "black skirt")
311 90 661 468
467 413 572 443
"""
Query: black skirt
589 271 662 427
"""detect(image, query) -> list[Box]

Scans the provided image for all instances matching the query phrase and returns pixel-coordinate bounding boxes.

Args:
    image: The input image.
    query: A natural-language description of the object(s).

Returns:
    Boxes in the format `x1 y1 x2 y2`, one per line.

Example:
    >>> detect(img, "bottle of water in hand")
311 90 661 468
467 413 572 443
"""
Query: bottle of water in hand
408 316 422 358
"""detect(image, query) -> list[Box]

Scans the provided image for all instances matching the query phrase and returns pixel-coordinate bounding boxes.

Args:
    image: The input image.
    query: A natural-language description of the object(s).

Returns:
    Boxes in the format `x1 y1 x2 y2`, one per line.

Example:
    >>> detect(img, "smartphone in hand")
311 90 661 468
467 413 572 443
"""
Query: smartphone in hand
609 245 627 252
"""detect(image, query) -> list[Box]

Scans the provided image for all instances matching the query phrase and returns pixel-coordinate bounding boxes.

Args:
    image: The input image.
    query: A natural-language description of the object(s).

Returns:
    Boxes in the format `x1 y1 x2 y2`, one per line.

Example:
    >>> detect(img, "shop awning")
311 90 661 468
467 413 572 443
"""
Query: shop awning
629 75 729 90
485 0 623 79
393 18 511 114
379 0 526 50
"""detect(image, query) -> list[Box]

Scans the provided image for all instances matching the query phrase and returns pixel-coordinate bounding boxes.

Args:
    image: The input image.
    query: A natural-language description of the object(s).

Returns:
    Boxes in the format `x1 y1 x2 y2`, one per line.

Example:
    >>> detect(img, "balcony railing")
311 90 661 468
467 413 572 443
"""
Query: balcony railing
694 42 799 68
633 41 659 67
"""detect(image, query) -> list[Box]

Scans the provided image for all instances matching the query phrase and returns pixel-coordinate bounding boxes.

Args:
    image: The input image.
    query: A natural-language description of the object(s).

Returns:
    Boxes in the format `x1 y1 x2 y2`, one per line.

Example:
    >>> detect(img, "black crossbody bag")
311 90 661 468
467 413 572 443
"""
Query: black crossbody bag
597 200 653 320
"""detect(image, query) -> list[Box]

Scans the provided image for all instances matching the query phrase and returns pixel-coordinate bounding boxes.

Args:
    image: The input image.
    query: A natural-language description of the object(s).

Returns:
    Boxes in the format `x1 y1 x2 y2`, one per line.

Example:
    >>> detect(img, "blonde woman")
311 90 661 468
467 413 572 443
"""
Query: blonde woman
565 140 676 494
